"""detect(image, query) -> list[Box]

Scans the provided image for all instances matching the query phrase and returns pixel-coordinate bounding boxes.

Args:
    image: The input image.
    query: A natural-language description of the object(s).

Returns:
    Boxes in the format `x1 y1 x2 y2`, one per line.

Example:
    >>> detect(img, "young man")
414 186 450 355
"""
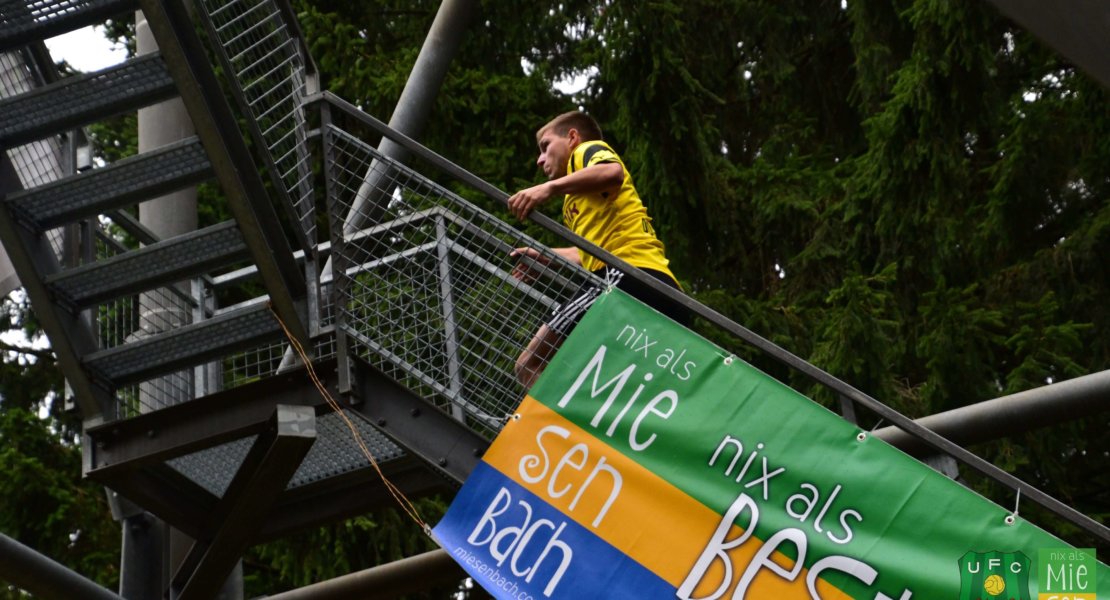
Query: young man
508 111 685 387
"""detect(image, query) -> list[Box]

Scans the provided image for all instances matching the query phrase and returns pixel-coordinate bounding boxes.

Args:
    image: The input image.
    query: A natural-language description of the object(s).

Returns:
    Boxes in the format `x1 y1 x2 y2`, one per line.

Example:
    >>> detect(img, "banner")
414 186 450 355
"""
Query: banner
434 289 1108 599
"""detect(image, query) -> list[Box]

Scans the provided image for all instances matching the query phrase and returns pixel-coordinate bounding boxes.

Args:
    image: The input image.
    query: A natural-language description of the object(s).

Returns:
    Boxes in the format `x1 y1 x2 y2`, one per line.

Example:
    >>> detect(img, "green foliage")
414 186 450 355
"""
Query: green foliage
0 408 120 595
1 294 120 595
535 0 1109 546
244 499 449 597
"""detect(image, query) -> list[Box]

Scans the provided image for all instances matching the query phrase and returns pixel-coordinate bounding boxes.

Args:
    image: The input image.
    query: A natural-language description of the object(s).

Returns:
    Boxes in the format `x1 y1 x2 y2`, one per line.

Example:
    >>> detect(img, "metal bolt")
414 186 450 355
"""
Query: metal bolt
411 408 422 417
377 419 387 427
438 458 447 466
146 429 155 438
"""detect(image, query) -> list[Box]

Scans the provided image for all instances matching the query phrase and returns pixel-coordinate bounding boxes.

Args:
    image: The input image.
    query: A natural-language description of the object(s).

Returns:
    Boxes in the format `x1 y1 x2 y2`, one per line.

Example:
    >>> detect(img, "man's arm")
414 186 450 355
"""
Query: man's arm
509 246 581 283
507 162 623 220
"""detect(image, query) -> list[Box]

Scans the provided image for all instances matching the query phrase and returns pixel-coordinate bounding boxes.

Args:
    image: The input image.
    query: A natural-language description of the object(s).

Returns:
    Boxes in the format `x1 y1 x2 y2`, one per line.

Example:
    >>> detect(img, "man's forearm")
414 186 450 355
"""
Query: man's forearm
553 247 582 265
547 162 623 196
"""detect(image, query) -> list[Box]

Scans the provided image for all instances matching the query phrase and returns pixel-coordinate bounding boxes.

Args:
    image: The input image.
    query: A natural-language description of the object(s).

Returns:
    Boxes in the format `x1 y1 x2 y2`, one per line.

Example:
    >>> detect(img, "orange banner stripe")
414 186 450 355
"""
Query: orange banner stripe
483 396 852 598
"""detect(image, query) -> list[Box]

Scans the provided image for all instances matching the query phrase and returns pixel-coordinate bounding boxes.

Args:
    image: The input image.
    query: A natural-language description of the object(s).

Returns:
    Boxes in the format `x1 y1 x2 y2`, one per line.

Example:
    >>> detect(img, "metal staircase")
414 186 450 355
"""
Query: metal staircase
0 2 456 597
1 1 1107 598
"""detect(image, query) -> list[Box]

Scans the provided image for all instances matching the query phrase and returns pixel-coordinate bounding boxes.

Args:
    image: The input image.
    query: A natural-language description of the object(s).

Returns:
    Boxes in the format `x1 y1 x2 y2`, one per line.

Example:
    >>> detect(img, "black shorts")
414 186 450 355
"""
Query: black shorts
547 267 688 337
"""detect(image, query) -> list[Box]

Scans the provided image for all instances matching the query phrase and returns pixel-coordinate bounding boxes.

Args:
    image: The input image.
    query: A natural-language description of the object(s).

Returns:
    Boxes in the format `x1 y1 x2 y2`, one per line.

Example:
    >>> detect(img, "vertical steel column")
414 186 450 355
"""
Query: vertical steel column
118 510 166 599
321 105 357 397
434 216 465 420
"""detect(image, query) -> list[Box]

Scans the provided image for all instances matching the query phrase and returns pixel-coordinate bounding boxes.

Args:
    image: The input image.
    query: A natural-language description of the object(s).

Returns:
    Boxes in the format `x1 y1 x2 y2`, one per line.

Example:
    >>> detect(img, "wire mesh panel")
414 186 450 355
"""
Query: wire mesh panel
91 228 202 416
325 125 599 436
0 50 68 262
221 332 336 389
196 0 315 248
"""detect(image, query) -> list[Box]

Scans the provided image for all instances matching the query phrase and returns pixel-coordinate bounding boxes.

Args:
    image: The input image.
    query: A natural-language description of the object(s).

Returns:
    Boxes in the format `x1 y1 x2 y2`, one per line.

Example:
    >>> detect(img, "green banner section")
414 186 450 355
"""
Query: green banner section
530 289 1108 598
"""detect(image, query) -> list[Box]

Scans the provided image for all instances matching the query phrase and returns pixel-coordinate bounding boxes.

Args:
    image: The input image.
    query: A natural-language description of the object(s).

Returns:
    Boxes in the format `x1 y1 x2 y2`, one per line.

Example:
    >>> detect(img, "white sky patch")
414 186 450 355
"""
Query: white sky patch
1 290 51 359
555 66 597 95
521 57 596 95
43 25 126 72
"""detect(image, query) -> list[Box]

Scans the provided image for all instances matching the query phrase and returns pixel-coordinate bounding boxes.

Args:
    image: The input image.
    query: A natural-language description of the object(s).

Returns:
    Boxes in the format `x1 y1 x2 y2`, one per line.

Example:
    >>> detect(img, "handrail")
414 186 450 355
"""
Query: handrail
306 90 1110 544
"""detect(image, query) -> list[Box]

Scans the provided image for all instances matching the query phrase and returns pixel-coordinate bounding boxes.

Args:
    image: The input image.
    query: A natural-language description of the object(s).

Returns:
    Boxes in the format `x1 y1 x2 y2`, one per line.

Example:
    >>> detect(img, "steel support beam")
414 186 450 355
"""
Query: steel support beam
258 456 449 541
0 157 111 418
350 359 489 484
265 549 465 600
103 465 219 541
876 369 1110 455
84 360 336 479
982 0 1110 89
0 533 123 600
84 357 454 544
172 405 316 600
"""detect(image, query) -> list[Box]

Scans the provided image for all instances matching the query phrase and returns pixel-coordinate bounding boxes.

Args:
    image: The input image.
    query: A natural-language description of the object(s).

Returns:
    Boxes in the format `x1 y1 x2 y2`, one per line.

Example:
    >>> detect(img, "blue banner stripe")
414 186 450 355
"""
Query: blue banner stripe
434 462 675 600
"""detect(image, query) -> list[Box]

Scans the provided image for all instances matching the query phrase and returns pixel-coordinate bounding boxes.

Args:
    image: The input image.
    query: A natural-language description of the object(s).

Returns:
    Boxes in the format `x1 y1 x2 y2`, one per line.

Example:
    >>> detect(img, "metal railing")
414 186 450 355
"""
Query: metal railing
310 91 1110 545
1 47 71 266
195 0 316 251
324 122 595 436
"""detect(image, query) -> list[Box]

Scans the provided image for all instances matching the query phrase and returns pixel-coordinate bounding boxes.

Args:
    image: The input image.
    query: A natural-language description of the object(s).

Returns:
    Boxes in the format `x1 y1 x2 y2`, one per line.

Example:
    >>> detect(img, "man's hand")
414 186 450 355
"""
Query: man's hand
510 247 548 283
510 246 581 284
507 182 553 220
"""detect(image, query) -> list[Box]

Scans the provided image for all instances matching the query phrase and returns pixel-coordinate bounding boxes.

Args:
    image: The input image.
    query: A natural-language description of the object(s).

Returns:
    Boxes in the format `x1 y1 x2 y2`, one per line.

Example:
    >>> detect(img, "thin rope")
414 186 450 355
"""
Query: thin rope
267 304 429 533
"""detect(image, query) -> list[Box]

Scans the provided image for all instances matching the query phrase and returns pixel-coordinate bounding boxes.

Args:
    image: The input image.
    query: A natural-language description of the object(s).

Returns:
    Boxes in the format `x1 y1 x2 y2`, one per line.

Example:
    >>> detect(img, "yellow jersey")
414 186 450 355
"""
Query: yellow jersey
561 140 677 283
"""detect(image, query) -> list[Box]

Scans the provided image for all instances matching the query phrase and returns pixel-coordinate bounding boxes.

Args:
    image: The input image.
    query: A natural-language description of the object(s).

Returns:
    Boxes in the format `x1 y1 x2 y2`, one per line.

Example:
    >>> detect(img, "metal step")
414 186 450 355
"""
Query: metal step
4 136 211 230
0 0 138 53
0 52 175 149
45 221 249 309
83 301 283 386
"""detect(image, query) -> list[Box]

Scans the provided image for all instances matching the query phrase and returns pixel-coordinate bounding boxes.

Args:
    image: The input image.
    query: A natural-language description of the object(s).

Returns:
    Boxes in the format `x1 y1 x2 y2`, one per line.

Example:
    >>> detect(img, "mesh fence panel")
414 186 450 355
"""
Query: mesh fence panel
197 0 315 247
94 230 201 416
1 50 68 263
221 333 336 389
325 125 599 437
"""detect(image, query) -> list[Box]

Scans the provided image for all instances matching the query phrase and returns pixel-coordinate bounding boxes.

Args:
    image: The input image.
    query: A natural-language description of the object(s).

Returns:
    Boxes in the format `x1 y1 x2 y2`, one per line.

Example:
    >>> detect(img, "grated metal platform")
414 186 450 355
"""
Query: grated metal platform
168 409 406 497
46 221 248 308
83 301 283 385
5 136 212 230
0 0 137 53
0 52 175 148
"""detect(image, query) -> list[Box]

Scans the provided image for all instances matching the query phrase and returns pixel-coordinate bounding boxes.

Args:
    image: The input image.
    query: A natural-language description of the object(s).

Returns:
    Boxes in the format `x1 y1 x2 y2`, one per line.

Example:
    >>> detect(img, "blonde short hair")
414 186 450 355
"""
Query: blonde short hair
537 111 603 143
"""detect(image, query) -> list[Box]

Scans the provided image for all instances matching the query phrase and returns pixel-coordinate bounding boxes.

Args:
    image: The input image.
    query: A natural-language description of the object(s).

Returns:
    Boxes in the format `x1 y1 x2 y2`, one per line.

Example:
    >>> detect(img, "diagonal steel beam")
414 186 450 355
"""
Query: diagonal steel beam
350 360 489 484
172 405 316 600
0 157 111 418
982 0 1110 89
258 455 449 542
876 369 1110 455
